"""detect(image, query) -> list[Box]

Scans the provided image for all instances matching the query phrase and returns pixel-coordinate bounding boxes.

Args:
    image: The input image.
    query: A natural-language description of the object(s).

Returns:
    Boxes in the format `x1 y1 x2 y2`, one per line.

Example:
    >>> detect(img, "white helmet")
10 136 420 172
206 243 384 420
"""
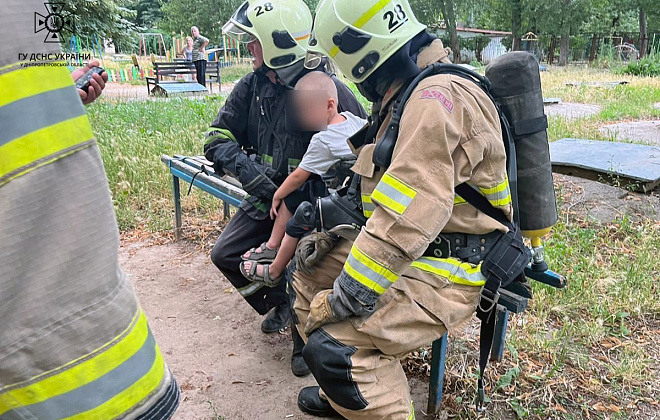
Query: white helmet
222 0 313 69
305 0 426 83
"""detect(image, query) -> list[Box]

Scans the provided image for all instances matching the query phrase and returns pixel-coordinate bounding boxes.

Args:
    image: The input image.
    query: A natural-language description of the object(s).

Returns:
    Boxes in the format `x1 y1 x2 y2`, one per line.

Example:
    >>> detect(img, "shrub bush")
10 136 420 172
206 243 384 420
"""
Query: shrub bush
621 54 660 77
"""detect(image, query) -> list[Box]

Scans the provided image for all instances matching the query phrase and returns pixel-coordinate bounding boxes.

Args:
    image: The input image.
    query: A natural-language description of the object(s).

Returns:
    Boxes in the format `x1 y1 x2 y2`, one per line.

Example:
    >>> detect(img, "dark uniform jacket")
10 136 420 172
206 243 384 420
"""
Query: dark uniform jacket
204 65 367 220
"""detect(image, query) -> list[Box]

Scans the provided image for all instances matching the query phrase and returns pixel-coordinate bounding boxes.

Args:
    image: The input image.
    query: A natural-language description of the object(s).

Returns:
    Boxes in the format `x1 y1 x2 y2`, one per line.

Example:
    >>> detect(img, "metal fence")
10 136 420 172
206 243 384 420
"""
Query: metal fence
454 32 659 65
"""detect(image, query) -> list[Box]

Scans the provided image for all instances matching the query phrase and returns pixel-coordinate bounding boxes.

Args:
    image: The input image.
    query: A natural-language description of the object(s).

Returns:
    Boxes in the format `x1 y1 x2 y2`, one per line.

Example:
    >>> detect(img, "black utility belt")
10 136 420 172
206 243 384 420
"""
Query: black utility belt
423 230 504 265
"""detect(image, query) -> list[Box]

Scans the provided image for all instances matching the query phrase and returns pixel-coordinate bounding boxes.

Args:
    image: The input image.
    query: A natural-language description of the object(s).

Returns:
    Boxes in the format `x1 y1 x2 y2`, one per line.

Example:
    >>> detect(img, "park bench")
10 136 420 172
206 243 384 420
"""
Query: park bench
147 61 222 96
161 154 566 414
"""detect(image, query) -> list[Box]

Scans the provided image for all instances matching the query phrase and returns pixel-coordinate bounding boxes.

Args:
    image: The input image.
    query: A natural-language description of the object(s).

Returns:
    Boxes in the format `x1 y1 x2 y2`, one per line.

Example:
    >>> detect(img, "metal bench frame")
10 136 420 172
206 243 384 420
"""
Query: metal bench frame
161 154 563 414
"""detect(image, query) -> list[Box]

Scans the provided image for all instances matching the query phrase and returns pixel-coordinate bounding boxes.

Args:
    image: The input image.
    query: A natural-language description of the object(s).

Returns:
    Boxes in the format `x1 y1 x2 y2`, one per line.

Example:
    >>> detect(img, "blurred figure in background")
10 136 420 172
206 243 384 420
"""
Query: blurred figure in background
191 26 209 86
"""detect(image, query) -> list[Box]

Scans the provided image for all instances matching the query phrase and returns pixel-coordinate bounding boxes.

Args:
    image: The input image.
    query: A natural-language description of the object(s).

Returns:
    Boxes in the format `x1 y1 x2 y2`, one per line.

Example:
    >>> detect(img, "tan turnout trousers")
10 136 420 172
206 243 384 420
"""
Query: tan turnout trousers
292 239 480 419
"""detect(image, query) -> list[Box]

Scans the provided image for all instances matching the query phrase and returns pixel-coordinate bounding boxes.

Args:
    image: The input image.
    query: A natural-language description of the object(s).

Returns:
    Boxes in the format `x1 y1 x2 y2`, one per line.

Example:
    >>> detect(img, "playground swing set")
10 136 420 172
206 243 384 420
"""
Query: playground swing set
66 31 247 85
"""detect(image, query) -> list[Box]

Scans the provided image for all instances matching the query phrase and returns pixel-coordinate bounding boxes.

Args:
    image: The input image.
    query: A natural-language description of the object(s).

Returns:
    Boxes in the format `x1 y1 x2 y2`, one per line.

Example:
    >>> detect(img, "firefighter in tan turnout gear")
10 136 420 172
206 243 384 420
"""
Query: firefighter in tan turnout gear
292 0 514 418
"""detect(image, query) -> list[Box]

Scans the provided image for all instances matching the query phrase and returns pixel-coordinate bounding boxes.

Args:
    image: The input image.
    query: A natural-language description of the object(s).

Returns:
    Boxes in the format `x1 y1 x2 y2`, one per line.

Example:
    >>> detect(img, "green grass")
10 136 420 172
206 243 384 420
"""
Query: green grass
89 67 660 419
88 96 227 230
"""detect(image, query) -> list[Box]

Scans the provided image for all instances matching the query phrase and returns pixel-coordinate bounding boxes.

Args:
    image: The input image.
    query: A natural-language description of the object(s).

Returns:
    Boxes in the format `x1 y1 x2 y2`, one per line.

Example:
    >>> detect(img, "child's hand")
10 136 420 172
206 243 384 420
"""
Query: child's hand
270 197 282 220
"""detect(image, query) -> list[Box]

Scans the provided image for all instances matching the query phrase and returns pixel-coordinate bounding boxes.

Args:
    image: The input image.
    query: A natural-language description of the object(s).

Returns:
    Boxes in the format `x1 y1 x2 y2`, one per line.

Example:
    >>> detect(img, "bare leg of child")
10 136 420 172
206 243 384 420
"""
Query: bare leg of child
266 204 292 249
269 234 299 277
243 203 292 259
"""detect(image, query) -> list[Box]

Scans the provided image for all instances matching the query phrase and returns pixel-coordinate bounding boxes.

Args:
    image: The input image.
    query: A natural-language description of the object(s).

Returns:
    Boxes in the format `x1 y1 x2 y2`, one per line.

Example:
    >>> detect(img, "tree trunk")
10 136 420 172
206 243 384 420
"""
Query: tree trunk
639 7 648 58
440 0 461 62
548 35 556 64
558 25 570 66
511 0 522 51
588 33 599 62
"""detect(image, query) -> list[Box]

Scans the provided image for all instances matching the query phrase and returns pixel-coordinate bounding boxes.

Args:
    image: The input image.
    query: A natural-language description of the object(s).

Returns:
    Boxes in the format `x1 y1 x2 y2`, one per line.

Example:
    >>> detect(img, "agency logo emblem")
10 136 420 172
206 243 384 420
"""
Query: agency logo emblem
35 3 75 43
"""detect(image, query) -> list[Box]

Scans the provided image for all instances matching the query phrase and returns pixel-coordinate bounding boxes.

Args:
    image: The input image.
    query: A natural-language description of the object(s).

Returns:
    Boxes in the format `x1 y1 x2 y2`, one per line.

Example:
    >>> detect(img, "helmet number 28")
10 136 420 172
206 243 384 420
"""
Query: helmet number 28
383 4 409 33
254 2 273 16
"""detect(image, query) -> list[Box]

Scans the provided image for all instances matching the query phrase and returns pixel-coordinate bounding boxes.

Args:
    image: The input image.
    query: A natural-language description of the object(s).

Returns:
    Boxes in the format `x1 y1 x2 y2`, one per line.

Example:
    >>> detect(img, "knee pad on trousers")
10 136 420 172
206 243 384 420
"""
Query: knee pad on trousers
303 328 368 411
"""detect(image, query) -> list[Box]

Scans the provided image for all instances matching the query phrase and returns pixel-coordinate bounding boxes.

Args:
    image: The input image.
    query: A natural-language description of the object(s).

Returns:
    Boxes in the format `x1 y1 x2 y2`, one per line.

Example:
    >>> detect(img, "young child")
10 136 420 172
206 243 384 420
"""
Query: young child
240 71 366 286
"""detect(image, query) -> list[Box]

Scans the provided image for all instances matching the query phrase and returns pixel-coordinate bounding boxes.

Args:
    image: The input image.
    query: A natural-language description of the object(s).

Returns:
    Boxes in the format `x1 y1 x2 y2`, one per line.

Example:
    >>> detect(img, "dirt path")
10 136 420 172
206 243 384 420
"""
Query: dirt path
556 174 660 223
103 81 236 101
120 241 434 420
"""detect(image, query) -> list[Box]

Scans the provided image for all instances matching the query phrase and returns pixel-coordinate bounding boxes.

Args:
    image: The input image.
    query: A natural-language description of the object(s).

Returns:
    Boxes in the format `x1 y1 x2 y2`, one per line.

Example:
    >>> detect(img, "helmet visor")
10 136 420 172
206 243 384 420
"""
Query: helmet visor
222 21 257 43
304 51 324 70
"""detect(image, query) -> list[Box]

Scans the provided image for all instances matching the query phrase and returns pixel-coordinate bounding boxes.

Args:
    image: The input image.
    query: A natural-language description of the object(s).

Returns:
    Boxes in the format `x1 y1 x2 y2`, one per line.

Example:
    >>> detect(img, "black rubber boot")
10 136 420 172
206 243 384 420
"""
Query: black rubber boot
297 386 342 418
261 299 291 333
291 324 310 377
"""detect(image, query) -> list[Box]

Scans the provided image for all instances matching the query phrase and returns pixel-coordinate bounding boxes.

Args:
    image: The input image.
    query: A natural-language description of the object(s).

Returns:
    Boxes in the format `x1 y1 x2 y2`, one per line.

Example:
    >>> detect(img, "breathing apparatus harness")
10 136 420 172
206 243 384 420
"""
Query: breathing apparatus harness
370 62 533 411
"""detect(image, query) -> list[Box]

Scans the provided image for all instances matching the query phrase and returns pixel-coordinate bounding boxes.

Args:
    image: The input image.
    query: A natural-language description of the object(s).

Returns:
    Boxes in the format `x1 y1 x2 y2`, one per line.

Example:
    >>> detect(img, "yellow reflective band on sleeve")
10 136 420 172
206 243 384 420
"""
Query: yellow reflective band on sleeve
371 173 417 215
361 194 375 218
0 310 148 414
0 115 94 185
454 194 467 205
0 65 73 108
479 177 512 207
329 0 392 58
453 178 511 208
410 257 486 286
344 245 399 295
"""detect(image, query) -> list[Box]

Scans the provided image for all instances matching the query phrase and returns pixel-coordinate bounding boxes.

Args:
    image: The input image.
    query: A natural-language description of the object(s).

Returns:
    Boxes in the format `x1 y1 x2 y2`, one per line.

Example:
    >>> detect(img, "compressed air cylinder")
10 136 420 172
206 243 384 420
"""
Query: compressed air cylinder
485 52 558 237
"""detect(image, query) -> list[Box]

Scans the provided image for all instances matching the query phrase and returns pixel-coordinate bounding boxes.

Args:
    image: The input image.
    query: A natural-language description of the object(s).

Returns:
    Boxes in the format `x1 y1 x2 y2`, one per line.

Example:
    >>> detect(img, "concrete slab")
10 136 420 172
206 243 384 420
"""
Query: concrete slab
544 103 601 120
543 97 562 105
600 120 660 146
565 81 629 87
550 138 660 192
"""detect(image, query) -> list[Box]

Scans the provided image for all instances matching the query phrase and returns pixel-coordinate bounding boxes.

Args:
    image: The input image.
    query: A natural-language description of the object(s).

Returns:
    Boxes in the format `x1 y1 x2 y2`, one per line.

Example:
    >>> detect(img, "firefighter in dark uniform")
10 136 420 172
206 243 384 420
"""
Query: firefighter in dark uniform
204 0 366 377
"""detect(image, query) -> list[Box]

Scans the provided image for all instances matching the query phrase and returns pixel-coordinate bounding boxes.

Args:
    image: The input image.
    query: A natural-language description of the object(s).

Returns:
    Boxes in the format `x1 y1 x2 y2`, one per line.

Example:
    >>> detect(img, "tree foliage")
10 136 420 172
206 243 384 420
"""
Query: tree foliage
61 0 137 50
63 0 659 61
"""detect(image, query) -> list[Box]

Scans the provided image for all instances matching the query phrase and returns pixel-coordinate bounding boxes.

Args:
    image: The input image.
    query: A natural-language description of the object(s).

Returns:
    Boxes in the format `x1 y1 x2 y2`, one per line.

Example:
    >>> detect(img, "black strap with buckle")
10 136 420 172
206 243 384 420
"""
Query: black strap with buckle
424 230 503 264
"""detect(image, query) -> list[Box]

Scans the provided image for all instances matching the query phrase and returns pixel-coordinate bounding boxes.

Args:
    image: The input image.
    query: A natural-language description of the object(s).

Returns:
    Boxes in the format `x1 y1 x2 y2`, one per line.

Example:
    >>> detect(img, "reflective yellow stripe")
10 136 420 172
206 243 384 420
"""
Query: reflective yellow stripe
354 0 392 27
0 310 148 414
371 173 417 215
0 65 73 108
362 193 375 217
381 173 416 198
344 245 399 295
63 349 165 420
479 177 512 207
453 178 511 208
352 246 399 283
344 263 388 295
410 257 485 286
479 178 509 195
329 0 392 58
408 401 415 419
0 115 94 183
454 194 467 205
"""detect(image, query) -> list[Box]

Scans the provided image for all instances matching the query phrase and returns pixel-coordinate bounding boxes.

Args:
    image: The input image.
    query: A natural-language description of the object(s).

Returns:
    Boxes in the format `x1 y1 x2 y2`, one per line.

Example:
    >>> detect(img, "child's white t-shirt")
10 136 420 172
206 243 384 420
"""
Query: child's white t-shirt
298 111 367 176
